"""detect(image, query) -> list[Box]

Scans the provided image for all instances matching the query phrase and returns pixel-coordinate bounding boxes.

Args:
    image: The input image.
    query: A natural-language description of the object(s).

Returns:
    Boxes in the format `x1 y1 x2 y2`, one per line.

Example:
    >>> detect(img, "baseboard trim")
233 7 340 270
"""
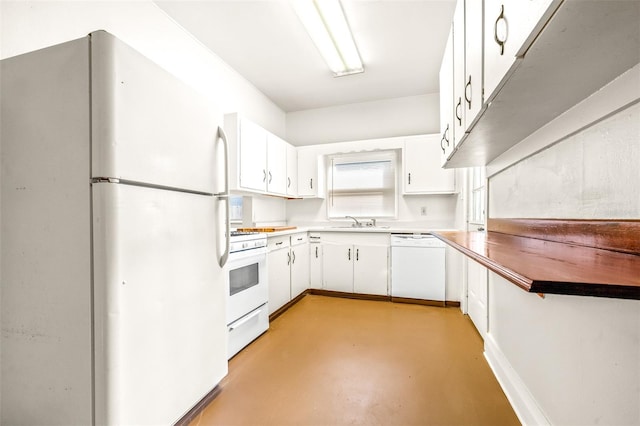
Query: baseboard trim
174 385 222 426
484 333 550 426
269 289 461 322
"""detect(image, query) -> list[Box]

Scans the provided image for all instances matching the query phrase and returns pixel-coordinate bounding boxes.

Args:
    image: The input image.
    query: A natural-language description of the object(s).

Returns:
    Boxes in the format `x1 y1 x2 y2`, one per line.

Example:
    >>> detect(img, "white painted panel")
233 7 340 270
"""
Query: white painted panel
92 183 227 425
489 102 640 219
489 273 640 425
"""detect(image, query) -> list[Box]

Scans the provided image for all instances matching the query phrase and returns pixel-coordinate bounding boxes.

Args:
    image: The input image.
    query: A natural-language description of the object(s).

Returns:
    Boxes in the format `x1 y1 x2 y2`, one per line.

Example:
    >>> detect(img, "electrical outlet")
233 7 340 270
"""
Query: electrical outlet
420 206 427 216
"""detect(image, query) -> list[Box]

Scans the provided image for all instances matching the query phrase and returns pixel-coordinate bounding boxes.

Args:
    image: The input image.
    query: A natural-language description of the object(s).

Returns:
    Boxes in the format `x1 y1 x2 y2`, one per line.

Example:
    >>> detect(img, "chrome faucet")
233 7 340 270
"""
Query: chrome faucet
345 216 362 227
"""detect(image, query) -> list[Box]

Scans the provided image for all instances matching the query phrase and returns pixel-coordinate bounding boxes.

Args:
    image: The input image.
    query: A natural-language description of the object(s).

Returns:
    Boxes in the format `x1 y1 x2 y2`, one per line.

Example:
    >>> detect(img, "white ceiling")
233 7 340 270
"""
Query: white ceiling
155 0 455 113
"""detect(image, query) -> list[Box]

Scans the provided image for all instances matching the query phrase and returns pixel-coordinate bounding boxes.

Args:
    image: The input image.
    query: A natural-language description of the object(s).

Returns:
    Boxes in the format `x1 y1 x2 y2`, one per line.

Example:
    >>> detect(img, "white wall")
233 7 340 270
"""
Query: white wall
0 0 286 136
286 93 440 146
485 65 640 425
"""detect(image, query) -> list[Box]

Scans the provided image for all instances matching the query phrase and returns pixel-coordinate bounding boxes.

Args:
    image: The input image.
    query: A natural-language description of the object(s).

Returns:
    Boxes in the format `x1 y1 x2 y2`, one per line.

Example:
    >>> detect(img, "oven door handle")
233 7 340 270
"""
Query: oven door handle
229 308 263 331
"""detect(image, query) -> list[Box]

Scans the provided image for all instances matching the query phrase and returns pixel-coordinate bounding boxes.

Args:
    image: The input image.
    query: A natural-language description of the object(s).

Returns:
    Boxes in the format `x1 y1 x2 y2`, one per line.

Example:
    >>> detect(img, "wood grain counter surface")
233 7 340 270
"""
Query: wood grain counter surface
432 230 640 300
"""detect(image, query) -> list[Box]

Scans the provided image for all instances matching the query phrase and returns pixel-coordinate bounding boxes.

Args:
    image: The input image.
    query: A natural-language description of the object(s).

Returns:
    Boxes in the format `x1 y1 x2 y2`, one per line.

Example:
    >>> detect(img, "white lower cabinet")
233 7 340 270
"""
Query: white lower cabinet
309 235 323 289
267 235 291 315
290 234 309 299
321 233 389 296
353 244 388 296
267 233 309 315
322 243 354 292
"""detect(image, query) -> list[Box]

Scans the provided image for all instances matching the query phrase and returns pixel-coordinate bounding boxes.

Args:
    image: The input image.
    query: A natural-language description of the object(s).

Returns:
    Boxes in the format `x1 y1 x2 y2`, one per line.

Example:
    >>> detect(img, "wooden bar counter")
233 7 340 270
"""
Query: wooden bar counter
432 219 640 300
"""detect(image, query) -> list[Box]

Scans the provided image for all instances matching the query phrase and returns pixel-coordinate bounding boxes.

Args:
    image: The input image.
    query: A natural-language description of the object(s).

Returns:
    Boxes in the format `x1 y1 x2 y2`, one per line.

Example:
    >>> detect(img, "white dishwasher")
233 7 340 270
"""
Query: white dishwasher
391 234 446 301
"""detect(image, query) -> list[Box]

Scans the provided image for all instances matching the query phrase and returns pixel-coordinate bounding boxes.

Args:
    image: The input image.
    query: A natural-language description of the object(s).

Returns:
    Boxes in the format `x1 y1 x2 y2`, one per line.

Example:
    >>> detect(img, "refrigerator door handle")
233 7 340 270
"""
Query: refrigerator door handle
216 126 230 196
218 194 230 268
216 126 230 268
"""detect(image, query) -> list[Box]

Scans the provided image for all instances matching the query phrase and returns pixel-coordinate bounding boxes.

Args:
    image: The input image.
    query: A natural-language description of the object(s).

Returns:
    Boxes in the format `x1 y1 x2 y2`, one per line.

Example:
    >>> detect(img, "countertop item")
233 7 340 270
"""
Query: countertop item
237 226 297 233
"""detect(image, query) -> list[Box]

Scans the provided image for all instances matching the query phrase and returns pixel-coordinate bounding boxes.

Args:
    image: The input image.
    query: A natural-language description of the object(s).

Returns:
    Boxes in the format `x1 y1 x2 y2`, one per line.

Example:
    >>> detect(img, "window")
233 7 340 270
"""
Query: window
327 150 398 218
469 167 486 224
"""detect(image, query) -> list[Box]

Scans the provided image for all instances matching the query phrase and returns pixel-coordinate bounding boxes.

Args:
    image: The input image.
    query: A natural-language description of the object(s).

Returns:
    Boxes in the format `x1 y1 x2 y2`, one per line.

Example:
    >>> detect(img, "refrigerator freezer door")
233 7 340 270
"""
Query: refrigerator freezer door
92 182 228 425
90 31 223 194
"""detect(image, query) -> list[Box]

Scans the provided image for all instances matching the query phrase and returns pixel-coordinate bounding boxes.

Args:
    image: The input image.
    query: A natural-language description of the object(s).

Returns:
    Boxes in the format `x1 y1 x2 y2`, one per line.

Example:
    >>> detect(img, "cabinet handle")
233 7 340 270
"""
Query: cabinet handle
455 97 462 126
287 177 291 188
263 169 267 182
445 123 450 145
356 248 359 261
297 237 303 241
268 171 272 183
287 251 291 266
292 250 296 264
310 178 313 189
348 248 351 261
465 75 472 109
440 134 446 154
408 172 411 185
494 4 508 56
315 246 318 258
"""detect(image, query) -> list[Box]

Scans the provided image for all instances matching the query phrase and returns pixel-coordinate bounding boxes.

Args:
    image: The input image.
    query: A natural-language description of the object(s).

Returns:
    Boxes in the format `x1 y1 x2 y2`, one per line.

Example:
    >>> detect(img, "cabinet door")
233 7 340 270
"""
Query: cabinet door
239 118 267 192
467 258 488 339
322 243 353 292
353 244 388 296
484 0 558 102
404 136 455 194
297 150 324 198
286 143 298 197
290 243 309 298
464 0 484 130
267 247 291 314
439 29 455 165
266 133 287 196
452 0 466 147
309 243 323 289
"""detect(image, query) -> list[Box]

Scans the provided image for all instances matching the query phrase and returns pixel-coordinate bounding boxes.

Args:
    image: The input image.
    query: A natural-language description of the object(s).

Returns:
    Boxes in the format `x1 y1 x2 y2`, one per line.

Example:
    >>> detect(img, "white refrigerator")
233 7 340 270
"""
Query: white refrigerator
1 31 230 425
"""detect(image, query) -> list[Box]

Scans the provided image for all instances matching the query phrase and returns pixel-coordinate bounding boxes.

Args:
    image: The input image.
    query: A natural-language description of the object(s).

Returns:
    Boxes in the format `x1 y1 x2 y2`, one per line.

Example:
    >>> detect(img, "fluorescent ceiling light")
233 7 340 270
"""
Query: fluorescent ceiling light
293 0 364 77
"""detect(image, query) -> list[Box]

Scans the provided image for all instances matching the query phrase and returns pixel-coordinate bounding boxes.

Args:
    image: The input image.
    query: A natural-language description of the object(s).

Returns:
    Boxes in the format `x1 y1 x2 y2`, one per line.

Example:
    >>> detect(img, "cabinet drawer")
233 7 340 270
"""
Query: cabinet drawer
290 233 308 246
267 235 290 251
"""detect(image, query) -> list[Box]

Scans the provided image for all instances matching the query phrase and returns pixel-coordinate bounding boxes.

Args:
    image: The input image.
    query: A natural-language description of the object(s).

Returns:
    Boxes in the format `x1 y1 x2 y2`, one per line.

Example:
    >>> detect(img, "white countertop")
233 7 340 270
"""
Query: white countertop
263 226 460 237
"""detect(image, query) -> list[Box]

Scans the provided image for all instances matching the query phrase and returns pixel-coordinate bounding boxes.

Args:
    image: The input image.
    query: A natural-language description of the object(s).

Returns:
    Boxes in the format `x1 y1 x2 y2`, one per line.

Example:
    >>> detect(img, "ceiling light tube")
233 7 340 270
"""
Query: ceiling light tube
293 0 364 77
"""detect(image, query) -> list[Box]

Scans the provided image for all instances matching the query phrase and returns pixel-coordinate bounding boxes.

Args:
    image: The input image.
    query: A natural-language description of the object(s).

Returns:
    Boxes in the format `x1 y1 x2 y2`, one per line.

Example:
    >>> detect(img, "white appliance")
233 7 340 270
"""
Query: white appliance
391 234 446 301
1 31 230 425
226 232 269 359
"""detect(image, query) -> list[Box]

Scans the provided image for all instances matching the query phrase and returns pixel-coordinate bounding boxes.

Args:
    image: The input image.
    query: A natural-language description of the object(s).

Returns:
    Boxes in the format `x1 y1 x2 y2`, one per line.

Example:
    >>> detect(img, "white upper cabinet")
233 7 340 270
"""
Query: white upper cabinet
266 132 287 196
238 116 268 192
441 0 639 167
452 0 466 147
464 0 484 130
224 113 292 198
286 143 298 197
404 135 455 195
439 29 455 165
297 149 325 198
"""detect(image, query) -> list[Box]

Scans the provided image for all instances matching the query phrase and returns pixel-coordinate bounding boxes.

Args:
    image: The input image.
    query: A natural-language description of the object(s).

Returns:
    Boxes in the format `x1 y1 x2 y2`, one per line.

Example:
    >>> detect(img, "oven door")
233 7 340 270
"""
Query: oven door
226 247 268 325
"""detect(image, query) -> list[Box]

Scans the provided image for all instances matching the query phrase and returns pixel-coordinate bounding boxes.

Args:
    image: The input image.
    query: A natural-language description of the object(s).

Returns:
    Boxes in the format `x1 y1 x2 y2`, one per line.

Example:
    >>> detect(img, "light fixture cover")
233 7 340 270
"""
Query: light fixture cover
293 0 364 77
